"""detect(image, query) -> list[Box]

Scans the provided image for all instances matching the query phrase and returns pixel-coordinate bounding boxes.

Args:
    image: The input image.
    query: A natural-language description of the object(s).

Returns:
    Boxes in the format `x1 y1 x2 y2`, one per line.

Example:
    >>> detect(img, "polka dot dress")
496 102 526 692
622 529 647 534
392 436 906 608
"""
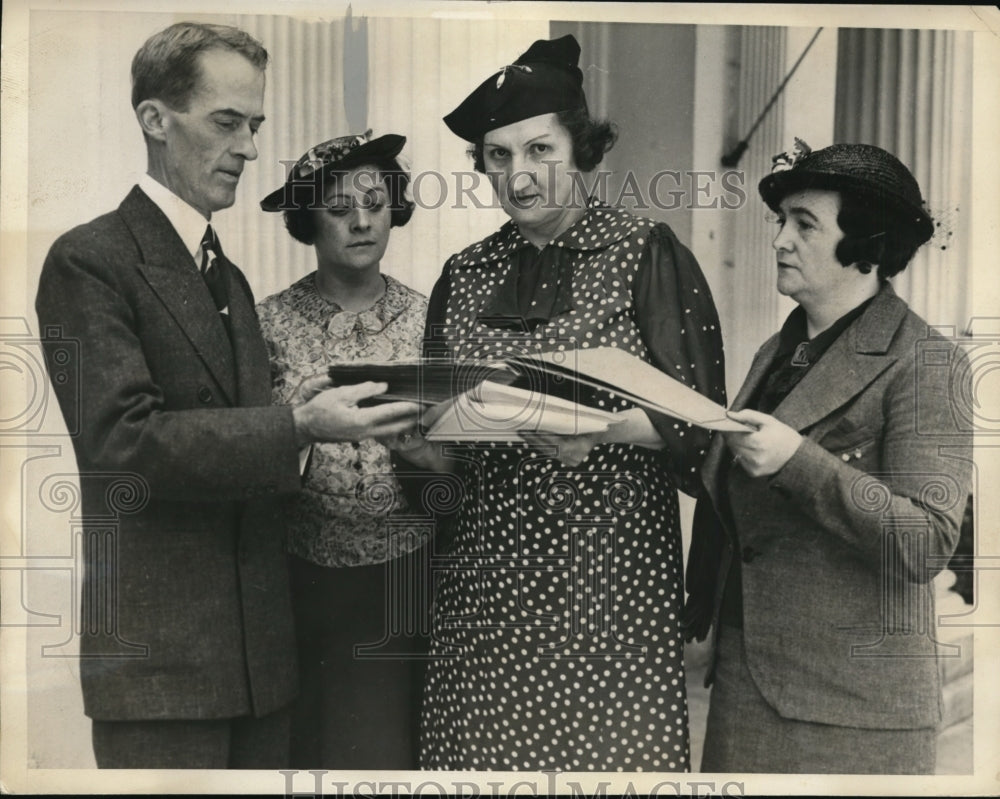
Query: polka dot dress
419 201 725 772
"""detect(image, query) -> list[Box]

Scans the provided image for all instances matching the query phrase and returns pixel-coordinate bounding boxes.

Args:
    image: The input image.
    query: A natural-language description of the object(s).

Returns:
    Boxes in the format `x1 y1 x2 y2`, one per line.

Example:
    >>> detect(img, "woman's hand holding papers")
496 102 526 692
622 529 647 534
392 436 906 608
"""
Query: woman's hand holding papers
378 400 457 473
723 409 803 477
521 408 666 467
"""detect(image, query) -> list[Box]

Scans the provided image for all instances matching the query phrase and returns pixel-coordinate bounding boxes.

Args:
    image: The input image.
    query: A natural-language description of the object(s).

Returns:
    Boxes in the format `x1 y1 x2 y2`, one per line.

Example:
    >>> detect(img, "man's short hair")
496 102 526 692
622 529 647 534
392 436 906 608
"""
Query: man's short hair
131 21 269 111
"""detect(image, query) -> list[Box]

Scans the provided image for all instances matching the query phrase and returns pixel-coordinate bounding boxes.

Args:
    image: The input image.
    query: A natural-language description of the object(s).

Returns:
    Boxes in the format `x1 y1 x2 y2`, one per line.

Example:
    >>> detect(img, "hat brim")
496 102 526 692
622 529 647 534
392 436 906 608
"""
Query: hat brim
261 134 406 212
758 169 934 242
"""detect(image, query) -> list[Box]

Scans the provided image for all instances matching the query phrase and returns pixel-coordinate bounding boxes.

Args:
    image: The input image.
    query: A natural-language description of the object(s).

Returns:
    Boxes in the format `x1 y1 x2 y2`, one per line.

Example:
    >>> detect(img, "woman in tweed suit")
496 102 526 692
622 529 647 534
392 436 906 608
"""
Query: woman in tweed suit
684 141 973 773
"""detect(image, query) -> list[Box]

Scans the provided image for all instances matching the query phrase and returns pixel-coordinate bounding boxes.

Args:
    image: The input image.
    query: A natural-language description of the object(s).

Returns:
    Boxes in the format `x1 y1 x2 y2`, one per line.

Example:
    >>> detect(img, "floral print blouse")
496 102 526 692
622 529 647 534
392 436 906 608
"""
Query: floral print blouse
257 272 428 567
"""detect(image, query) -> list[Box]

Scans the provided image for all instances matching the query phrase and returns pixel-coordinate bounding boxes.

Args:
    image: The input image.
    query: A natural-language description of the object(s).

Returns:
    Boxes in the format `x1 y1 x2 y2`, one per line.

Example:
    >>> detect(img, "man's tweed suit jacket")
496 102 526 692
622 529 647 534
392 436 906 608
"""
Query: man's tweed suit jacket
36 186 301 720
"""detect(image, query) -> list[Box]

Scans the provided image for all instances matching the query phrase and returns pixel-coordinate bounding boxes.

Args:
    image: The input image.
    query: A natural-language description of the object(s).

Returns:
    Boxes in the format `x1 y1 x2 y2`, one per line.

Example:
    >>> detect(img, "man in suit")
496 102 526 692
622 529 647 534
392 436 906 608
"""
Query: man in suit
34 21 419 769
684 142 973 773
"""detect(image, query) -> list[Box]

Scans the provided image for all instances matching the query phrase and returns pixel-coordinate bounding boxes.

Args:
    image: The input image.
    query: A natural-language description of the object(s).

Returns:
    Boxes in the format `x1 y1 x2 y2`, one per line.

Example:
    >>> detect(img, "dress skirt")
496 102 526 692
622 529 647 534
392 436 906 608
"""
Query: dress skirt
700 624 936 774
419 443 691 771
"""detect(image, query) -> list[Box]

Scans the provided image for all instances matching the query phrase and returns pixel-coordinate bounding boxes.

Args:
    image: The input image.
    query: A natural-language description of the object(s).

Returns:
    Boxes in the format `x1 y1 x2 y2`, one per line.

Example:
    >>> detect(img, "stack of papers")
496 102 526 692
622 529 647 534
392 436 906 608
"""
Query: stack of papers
329 347 746 439
424 380 624 442
519 348 745 432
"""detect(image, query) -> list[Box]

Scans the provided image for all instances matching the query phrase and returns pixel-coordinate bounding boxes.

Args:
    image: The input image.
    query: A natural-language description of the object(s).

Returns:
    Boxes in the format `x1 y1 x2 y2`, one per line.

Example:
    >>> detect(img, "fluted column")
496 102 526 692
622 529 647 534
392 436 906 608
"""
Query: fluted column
721 27 788 396
835 28 973 334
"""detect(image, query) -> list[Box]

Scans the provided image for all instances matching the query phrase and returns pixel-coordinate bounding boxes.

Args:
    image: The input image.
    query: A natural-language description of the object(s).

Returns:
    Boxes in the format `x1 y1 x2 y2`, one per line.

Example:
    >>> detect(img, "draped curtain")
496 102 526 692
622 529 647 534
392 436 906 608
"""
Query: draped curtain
835 28 974 334
26 12 351 307
366 17 549 297
219 14 349 302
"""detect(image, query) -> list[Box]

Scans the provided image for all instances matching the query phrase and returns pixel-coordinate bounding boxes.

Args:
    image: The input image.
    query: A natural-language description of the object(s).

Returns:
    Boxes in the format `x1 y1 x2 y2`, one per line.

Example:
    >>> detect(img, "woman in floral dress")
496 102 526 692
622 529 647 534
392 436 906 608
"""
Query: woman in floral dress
257 132 427 768
395 36 726 771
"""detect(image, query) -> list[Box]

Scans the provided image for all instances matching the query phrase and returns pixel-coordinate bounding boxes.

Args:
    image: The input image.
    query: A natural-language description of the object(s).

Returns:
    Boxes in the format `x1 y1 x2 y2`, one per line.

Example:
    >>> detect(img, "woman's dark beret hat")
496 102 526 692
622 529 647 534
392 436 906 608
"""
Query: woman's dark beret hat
443 34 588 142
759 140 935 244
261 131 407 212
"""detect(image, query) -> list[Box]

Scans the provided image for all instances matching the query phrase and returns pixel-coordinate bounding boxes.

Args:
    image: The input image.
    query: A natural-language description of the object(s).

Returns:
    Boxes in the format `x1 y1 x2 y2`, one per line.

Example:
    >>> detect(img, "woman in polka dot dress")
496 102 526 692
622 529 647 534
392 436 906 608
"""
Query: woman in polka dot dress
396 34 726 771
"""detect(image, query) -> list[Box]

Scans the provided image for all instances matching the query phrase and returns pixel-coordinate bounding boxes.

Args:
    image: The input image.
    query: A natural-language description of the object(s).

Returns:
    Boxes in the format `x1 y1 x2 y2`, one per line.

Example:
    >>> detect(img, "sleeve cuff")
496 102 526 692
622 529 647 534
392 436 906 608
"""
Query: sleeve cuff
767 436 829 502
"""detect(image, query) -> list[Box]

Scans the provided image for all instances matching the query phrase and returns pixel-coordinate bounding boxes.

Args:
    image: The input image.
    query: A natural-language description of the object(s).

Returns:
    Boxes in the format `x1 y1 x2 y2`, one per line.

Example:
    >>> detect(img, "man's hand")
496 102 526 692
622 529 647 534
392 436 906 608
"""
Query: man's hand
292 382 420 445
722 409 803 477
292 373 334 404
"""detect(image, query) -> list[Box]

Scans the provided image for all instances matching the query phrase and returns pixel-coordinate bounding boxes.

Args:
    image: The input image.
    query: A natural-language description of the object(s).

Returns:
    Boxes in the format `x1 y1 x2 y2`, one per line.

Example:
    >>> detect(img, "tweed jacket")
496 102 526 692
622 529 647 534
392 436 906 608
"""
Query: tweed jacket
35 186 302 721
685 284 973 729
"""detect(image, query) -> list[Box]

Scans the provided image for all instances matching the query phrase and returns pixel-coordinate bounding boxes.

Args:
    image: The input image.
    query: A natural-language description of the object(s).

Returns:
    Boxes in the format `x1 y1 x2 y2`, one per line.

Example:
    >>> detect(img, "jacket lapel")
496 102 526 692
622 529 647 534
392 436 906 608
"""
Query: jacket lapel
700 284 908 508
770 285 907 432
119 187 237 404
223 260 272 407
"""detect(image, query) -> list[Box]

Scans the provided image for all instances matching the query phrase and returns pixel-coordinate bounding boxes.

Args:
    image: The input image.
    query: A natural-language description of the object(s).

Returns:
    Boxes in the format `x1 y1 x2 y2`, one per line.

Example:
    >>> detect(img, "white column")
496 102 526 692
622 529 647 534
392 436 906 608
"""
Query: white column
834 28 974 334
721 26 788 398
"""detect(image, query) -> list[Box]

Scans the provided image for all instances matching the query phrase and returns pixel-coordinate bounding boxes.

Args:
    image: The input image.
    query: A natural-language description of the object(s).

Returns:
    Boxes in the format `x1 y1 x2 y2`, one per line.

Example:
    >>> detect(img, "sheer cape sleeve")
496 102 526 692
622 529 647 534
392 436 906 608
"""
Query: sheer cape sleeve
633 223 727 497
423 259 455 359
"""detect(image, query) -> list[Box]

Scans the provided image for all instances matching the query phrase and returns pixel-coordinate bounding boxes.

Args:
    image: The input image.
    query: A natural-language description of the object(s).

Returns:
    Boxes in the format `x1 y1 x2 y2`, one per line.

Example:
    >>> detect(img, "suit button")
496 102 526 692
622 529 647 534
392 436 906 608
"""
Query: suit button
742 545 758 563
197 386 213 404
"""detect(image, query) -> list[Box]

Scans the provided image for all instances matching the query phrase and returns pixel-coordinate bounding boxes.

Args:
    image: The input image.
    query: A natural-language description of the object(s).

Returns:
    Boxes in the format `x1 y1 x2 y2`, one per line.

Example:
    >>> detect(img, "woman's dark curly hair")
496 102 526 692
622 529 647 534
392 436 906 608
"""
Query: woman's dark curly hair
832 191 925 281
283 160 413 246
468 108 617 173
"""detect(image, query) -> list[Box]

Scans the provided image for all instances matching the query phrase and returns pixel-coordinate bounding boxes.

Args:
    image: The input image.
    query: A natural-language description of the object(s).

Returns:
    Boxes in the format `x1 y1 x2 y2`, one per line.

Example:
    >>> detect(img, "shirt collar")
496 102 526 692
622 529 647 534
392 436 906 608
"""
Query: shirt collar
285 272 412 322
775 296 876 361
138 174 212 260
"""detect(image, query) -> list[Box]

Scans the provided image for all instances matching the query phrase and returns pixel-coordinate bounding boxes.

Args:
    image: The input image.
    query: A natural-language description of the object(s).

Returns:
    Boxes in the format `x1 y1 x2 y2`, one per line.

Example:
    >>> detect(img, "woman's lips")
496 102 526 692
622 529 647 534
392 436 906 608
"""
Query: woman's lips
509 193 539 207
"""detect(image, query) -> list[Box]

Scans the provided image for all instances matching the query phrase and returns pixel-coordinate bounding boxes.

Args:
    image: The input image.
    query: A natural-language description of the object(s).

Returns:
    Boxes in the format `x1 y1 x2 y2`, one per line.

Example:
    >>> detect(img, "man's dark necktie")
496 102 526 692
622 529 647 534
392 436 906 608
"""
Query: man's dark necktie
199 225 231 332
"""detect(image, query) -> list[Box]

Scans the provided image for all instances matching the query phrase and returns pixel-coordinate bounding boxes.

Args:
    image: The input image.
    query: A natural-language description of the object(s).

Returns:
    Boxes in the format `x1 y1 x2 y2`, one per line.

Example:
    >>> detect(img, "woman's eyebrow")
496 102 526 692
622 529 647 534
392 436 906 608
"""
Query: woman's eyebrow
483 133 553 149
785 205 820 222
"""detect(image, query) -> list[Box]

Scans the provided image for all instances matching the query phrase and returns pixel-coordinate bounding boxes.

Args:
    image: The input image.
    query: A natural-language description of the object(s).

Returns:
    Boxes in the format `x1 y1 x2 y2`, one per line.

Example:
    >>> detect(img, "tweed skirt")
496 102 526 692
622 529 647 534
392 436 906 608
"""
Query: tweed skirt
700 625 936 774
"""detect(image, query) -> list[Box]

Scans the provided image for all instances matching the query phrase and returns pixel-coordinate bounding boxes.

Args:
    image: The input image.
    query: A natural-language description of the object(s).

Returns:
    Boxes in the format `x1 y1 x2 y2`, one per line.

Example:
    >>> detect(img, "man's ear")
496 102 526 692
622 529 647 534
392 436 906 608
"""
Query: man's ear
136 99 169 142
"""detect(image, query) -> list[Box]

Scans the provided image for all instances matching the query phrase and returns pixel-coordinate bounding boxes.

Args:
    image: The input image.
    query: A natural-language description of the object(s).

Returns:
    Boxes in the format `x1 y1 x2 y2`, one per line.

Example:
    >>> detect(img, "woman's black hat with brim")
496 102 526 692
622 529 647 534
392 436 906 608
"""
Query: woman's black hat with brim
758 141 935 245
261 131 406 212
